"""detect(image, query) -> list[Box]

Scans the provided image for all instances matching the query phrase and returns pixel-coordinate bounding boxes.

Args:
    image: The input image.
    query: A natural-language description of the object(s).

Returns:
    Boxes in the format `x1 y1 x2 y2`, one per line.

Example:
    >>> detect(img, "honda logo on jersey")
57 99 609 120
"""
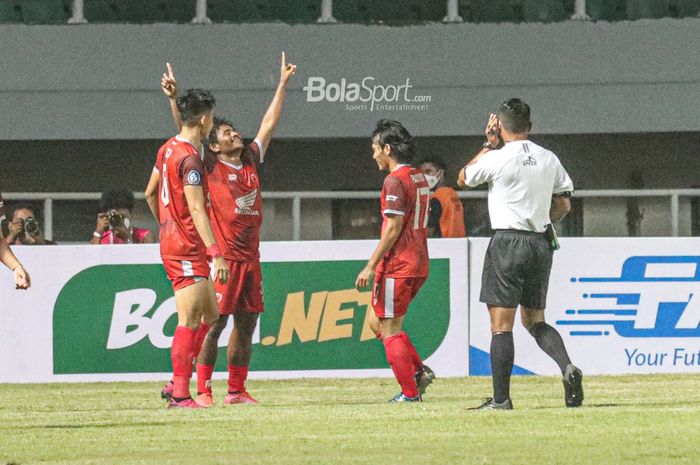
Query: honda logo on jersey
235 189 260 215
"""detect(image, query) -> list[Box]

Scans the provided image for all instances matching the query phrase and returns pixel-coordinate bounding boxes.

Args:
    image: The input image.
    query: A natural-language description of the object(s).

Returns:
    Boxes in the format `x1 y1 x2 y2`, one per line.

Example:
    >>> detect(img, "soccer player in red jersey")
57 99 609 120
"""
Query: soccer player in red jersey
355 120 435 402
0 191 31 289
160 54 296 406
144 89 230 409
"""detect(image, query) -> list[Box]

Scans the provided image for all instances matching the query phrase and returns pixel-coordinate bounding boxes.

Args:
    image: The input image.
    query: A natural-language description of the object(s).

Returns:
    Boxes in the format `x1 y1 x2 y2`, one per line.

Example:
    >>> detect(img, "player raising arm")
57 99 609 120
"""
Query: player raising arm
144 89 229 408
158 54 296 407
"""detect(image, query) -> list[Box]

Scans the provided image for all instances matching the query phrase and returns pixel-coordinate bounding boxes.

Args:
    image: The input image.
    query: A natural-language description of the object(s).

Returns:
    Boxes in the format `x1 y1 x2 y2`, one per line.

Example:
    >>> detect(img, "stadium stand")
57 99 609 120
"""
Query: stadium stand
82 0 118 22
522 0 569 22
3 0 70 24
333 0 445 23
586 0 627 21
0 1 698 26
0 1 22 23
206 0 273 22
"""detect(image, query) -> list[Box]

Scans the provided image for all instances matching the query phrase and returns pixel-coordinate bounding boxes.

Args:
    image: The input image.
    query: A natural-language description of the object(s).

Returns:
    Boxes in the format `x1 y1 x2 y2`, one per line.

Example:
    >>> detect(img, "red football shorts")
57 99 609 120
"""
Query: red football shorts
162 258 210 291
214 260 264 314
372 274 426 319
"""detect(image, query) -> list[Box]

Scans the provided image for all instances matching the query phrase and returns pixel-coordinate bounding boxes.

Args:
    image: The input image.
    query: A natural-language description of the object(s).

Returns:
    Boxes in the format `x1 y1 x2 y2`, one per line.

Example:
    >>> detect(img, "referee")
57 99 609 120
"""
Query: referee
457 98 582 410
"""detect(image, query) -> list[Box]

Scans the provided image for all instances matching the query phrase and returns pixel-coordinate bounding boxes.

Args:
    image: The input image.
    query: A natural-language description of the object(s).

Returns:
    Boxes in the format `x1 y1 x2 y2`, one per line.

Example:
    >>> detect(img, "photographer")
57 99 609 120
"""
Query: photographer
0 191 30 289
4 205 55 245
90 189 155 245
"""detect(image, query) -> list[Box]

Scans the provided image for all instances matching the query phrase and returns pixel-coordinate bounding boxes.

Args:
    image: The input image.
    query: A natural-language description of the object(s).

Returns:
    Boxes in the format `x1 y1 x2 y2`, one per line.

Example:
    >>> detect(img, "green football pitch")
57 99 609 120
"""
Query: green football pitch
1 374 699 465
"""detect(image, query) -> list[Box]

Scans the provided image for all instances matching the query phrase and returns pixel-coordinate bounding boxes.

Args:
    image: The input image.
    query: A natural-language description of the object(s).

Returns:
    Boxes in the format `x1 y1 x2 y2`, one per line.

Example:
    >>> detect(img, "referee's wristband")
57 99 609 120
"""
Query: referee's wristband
93 231 102 239
206 244 223 258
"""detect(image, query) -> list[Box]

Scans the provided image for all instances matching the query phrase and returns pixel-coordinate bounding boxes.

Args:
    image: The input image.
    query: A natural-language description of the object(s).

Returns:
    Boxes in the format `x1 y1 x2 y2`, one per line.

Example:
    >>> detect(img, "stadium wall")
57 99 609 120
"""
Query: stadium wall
1 239 698 383
0 19 699 140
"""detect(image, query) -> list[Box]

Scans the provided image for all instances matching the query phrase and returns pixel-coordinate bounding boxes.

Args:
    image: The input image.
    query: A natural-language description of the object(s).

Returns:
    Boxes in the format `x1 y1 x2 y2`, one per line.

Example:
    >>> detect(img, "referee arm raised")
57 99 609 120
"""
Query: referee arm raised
458 99 583 410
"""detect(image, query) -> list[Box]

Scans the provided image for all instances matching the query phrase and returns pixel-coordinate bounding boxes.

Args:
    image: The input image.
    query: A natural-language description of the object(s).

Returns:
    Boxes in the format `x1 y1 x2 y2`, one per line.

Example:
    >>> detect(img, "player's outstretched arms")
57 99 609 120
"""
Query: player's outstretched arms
161 62 182 132
355 215 402 290
255 52 297 152
0 237 30 289
183 185 230 285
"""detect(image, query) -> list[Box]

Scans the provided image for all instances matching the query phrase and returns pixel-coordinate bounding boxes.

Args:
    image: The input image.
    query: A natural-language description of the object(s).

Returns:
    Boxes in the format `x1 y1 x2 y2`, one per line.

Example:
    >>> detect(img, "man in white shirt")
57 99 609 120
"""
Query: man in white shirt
458 98 583 410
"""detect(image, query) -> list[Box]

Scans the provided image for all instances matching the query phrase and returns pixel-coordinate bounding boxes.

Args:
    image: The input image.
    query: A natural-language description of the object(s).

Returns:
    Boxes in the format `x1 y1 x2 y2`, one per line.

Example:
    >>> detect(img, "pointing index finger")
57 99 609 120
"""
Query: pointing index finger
166 62 175 79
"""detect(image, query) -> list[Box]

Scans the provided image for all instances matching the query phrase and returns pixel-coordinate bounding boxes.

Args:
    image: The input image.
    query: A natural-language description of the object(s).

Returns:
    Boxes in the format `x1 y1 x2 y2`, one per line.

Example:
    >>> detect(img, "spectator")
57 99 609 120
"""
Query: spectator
91 189 155 244
0 191 31 289
419 155 466 238
5 204 55 245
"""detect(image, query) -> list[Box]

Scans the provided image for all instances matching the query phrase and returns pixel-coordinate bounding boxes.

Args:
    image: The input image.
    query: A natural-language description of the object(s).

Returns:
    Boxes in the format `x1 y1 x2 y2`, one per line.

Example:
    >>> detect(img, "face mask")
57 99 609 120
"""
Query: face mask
425 170 443 189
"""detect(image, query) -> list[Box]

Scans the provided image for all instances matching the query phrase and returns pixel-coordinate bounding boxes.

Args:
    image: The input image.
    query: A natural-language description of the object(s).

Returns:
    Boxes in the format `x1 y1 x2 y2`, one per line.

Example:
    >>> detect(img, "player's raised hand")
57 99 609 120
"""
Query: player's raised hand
280 52 297 85
161 62 178 99
212 256 230 284
13 264 31 290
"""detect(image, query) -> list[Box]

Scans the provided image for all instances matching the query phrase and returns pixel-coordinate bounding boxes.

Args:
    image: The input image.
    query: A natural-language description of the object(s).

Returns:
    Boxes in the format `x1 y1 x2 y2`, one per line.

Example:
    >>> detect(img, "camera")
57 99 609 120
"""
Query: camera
107 210 124 229
20 217 41 236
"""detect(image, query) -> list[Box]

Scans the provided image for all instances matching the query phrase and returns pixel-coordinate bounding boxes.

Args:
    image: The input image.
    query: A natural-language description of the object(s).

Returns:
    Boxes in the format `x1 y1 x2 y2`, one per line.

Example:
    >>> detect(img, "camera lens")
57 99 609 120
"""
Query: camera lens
25 217 40 236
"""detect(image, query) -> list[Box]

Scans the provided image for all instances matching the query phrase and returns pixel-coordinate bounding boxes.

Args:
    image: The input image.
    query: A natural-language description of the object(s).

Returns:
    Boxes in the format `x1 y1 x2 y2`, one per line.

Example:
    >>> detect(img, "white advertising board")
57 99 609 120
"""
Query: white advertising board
0 239 468 383
469 238 700 375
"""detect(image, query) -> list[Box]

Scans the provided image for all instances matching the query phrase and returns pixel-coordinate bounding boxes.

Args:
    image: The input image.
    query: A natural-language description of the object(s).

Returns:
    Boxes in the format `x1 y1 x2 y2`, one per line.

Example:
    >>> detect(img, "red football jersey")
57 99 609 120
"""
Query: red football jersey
376 165 430 278
154 136 208 260
207 140 263 261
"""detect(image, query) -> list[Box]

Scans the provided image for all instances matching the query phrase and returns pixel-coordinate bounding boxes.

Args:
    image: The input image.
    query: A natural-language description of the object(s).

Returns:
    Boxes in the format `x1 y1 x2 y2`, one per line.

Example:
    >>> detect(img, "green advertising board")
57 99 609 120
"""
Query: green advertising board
53 259 450 374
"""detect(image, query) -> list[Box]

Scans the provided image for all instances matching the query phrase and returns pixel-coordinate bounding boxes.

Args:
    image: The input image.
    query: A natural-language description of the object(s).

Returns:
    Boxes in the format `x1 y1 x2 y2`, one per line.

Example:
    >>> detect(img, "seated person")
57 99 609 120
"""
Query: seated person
420 155 466 238
91 189 155 244
4 204 56 245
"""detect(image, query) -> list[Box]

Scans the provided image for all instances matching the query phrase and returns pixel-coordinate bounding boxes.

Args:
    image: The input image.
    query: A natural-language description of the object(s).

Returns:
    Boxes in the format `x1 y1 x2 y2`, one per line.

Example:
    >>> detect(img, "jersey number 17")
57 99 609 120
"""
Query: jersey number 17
413 187 430 230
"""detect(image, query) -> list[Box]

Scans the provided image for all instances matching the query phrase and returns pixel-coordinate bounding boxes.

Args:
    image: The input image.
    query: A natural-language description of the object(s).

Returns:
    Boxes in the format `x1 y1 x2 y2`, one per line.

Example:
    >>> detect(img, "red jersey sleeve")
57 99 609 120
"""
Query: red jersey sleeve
382 175 407 217
241 139 264 165
179 155 205 187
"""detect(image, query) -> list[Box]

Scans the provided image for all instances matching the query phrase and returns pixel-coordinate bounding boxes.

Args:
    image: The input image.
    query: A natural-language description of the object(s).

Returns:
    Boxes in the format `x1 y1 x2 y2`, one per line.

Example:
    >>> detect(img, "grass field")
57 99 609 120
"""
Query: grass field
1 374 699 465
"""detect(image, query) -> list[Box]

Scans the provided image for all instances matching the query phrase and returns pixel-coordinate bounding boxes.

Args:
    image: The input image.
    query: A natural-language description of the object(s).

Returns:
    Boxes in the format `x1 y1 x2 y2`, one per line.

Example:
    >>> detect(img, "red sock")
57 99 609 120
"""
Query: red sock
196 364 214 394
228 365 249 393
171 326 196 399
400 332 423 371
192 322 212 361
383 334 419 398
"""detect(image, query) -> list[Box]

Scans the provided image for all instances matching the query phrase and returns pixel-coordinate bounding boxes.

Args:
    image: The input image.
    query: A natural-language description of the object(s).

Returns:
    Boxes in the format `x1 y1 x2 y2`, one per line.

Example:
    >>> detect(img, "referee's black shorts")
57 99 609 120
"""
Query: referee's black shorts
479 229 553 309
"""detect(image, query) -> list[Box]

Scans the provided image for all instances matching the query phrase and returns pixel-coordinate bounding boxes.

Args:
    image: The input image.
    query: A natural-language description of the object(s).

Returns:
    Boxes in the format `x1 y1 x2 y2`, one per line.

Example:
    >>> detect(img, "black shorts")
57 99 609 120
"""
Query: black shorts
479 230 553 309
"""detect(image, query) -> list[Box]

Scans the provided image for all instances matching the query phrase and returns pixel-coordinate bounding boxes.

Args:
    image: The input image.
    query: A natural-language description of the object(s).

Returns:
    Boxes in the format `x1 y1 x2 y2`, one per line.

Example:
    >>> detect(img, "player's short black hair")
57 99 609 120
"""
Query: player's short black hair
372 119 415 164
207 116 235 147
497 98 531 134
100 188 135 212
176 89 216 126
419 155 446 171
